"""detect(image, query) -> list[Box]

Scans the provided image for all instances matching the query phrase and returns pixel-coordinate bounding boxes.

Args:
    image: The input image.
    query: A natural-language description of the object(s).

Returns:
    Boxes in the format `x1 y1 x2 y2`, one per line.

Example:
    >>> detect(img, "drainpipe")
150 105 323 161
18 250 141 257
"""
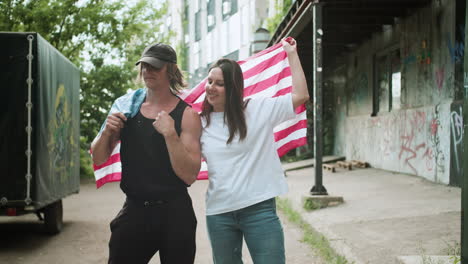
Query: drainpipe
310 2 327 195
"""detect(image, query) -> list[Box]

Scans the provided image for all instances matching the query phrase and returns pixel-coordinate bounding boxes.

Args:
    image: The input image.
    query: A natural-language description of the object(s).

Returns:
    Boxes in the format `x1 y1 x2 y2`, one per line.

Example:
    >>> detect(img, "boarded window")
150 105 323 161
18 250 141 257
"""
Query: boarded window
373 48 401 115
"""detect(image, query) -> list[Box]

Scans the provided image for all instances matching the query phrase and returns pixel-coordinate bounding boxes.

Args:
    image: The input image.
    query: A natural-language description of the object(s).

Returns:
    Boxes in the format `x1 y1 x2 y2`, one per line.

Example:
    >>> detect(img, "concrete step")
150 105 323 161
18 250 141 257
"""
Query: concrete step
282 156 346 172
397 255 459 264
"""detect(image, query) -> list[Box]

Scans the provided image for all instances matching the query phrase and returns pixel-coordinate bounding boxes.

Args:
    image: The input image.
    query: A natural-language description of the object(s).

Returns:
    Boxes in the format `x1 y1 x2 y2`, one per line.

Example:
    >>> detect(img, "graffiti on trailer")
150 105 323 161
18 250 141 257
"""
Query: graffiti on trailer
451 106 463 173
47 84 77 183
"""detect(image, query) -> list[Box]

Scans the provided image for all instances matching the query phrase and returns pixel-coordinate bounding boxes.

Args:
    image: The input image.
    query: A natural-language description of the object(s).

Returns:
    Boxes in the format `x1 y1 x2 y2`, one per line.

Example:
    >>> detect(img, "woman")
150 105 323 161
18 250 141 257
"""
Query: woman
201 38 309 264
91 43 201 264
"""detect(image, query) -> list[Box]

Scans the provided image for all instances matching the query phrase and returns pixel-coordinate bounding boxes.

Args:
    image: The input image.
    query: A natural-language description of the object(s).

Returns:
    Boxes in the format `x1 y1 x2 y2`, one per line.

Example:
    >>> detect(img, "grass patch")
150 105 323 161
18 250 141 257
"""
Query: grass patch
277 197 351 264
417 240 460 264
280 150 312 163
303 198 323 211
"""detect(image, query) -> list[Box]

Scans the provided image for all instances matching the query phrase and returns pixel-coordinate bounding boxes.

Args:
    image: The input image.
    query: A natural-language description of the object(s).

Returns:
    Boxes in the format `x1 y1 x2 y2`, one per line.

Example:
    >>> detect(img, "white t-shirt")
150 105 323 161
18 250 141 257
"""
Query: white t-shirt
201 94 296 215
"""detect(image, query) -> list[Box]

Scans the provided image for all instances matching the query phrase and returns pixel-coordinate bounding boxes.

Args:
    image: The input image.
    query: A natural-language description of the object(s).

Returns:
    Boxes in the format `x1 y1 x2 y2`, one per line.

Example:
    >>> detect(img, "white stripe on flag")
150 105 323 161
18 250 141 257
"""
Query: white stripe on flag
243 59 289 88
275 128 308 149
245 76 292 100
201 161 208 171
274 111 307 132
94 162 122 181
239 46 284 72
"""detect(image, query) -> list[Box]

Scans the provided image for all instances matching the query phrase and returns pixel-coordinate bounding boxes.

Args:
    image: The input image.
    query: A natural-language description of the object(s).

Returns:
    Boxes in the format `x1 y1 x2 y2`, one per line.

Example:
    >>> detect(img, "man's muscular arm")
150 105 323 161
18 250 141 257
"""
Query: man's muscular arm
153 108 202 185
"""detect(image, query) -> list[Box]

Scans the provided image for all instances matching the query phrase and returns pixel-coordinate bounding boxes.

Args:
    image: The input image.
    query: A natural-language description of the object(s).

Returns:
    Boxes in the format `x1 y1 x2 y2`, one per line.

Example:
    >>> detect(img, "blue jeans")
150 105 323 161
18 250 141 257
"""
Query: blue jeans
206 198 285 264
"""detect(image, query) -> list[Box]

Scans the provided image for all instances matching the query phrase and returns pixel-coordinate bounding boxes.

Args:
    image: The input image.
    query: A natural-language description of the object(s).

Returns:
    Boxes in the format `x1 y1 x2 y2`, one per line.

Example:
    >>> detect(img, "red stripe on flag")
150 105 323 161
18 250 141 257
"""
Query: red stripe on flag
274 120 308 142
277 137 308 157
93 153 121 170
295 104 306 114
96 172 122 188
242 52 287 79
191 101 203 112
244 67 291 97
273 87 292 97
184 80 207 103
197 170 208 180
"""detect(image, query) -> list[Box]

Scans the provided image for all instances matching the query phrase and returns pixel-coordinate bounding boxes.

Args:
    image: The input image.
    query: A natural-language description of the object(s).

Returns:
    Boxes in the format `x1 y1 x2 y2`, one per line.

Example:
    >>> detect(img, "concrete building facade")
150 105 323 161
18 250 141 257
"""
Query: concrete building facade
268 0 465 186
328 0 463 186
184 0 274 86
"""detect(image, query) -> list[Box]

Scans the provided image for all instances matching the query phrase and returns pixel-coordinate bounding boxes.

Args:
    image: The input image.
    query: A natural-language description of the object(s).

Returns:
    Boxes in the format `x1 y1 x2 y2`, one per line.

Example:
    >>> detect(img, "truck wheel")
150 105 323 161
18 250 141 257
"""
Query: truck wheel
44 199 63 235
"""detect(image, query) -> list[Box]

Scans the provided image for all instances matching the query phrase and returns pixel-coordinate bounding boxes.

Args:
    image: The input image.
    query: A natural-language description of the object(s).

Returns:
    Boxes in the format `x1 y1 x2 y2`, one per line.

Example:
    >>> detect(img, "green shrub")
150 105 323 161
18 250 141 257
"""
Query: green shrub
80 145 94 179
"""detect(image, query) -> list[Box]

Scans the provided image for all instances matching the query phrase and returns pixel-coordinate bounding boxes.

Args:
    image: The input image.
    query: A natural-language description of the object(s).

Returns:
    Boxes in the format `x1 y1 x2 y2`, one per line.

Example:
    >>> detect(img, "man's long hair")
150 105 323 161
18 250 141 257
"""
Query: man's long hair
201 59 248 144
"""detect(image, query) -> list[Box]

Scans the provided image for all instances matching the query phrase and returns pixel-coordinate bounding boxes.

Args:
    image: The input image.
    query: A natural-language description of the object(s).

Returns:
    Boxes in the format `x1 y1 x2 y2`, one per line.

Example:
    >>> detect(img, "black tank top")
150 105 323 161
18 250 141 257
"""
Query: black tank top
119 99 189 200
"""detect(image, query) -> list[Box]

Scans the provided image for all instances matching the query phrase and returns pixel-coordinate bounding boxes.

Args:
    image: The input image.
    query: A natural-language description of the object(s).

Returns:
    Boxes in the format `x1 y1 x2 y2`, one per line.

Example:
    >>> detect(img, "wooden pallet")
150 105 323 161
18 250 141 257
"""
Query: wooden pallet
336 161 353 170
350 160 369 168
322 164 336 172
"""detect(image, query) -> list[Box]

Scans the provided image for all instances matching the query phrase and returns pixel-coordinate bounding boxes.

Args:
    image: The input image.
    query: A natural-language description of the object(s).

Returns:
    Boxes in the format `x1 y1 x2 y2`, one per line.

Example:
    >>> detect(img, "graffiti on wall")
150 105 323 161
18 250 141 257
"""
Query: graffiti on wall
429 105 445 176
403 40 432 67
363 106 446 176
446 25 465 64
398 111 436 175
450 106 463 174
435 67 445 92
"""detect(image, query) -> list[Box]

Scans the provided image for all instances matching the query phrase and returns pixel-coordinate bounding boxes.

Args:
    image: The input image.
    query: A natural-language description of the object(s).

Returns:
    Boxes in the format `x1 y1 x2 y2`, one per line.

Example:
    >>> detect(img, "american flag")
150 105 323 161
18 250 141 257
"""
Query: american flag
93 40 308 187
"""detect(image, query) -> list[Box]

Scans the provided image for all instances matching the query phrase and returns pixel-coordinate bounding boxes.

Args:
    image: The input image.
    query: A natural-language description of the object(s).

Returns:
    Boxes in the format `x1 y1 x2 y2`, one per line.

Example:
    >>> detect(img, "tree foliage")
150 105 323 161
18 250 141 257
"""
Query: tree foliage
265 0 292 34
0 0 173 178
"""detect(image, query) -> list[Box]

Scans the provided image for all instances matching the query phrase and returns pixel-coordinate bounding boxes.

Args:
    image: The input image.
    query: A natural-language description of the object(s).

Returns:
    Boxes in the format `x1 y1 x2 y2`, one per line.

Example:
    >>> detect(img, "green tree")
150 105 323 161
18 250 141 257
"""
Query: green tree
0 0 173 178
265 0 292 33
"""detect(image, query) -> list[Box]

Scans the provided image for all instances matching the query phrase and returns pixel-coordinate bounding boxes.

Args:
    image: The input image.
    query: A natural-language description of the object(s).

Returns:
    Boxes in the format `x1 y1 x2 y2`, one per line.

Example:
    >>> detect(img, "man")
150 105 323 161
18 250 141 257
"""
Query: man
91 43 201 264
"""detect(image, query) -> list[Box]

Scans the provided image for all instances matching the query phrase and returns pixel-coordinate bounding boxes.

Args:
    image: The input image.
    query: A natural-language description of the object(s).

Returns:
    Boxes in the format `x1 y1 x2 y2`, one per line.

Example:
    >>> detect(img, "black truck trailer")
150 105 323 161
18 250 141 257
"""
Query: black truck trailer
0 32 80 234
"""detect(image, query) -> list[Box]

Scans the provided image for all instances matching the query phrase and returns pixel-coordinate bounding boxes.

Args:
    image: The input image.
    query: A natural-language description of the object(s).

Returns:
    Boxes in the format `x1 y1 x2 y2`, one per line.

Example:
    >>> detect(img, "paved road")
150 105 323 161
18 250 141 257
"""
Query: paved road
0 179 320 264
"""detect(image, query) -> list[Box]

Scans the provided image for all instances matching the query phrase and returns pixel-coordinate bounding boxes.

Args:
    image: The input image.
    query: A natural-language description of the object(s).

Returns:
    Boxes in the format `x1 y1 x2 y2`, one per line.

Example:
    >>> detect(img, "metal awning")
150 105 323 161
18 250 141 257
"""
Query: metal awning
268 0 432 64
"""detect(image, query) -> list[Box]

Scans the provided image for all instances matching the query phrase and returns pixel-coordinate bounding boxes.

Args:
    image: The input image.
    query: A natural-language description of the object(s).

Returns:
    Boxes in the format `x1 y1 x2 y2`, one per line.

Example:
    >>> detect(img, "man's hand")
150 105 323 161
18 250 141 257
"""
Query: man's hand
91 112 126 166
153 111 176 137
102 112 127 138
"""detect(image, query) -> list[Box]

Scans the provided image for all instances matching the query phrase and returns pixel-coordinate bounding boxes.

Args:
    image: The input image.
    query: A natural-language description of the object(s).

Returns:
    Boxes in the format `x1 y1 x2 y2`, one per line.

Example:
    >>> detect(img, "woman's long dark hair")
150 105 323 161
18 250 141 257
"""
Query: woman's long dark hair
201 59 248 144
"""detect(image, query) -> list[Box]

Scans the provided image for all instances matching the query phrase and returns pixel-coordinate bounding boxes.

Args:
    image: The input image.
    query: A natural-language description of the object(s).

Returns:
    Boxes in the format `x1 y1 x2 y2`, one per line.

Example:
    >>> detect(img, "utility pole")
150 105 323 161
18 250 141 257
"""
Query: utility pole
310 2 327 195
461 1 468 261
460 0 468 264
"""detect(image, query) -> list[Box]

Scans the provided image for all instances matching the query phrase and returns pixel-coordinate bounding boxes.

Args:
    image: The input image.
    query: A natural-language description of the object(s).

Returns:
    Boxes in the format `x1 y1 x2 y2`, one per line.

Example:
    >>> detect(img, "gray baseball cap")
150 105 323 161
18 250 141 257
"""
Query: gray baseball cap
135 43 177 69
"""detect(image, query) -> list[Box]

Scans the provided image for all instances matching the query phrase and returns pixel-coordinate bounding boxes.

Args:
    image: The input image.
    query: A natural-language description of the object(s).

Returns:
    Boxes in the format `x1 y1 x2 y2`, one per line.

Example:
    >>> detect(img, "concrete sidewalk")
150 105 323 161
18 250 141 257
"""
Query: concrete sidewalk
281 159 461 264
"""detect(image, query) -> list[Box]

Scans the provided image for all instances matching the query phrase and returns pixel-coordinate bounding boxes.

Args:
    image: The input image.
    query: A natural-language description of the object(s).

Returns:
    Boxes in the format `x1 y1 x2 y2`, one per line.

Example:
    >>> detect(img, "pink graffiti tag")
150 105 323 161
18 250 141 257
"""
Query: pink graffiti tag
435 68 445 92
399 133 418 175
430 118 438 136
422 147 434 171
398 111 433 175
